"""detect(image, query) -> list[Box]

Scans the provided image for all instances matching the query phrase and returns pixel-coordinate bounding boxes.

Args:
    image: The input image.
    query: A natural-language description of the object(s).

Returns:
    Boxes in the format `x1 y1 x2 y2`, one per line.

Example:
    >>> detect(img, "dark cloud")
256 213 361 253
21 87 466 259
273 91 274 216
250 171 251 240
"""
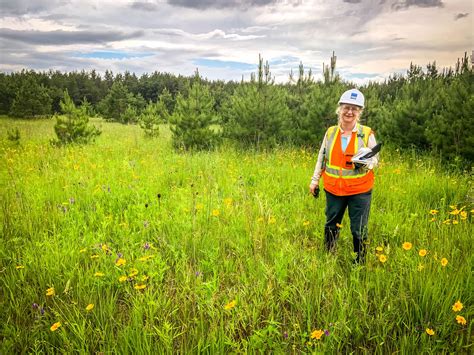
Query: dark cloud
343 0 362 3
0 0 70 16
130 2 159 11
166 0 298 10
0 28 144 45
454 13 469 20
392 0 444 10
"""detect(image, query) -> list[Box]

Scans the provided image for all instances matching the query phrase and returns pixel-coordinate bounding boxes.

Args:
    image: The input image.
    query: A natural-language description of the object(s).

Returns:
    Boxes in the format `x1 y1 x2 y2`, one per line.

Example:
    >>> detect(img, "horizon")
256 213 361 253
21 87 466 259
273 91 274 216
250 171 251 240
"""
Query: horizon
0 0 472 84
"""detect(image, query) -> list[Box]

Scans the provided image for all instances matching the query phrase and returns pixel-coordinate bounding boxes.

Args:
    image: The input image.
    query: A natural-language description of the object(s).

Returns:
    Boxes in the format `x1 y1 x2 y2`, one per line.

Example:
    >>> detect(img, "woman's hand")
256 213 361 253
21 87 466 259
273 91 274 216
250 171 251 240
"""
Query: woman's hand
309 182 319 195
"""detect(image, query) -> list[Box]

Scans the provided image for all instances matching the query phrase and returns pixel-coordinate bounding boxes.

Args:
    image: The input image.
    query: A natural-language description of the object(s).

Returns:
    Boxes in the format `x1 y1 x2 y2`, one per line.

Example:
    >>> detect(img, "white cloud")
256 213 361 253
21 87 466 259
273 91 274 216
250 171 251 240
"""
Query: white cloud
0 0 471 83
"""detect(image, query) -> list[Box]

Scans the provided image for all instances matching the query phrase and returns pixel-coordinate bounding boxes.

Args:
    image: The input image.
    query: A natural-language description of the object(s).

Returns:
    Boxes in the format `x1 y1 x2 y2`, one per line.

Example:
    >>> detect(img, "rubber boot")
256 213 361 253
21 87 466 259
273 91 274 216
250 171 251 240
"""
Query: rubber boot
324 227 339 252
353 238 367 264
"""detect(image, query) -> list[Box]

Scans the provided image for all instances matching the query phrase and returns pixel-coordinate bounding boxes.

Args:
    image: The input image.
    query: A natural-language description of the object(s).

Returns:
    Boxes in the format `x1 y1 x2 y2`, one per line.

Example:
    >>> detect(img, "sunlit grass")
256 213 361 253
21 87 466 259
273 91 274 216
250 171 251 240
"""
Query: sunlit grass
1 117 472 353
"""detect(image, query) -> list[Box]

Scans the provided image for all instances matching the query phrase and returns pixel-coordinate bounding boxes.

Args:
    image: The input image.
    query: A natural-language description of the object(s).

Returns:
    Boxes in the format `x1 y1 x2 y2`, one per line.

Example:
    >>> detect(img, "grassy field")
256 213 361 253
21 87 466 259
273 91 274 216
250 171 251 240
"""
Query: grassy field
1 117 472 353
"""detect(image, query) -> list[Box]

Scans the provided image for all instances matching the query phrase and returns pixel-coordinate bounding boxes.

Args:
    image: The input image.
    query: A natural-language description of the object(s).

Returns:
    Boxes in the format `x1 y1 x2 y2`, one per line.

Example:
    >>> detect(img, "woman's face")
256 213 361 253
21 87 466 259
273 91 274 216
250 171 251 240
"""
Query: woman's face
339 104 362 126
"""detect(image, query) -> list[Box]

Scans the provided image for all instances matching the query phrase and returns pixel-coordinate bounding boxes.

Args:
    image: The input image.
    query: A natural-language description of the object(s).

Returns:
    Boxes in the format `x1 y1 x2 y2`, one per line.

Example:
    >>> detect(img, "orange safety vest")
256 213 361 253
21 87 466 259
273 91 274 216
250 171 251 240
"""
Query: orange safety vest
322 124 374 196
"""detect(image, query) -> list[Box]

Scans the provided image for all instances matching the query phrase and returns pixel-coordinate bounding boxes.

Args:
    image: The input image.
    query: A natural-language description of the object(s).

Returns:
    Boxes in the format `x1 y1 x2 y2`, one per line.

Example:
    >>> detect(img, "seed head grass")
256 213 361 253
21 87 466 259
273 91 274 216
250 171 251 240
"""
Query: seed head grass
1 117 472 353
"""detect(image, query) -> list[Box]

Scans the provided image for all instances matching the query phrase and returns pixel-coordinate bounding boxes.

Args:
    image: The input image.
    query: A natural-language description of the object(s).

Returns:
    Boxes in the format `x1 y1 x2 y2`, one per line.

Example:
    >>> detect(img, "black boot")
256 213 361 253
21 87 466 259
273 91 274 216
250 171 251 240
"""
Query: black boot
353 238 367 264
324 227 339 252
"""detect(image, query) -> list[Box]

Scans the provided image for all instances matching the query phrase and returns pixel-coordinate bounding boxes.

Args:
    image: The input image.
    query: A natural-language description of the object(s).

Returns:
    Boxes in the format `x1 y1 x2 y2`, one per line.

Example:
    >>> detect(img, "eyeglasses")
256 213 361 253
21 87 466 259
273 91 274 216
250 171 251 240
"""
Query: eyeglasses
341 105 361 113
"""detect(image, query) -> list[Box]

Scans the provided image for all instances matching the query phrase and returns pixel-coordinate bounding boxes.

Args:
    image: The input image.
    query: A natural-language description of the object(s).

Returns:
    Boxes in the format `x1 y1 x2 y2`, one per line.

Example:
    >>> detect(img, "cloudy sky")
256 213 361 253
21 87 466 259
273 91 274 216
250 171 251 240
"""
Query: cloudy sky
0 0 472 83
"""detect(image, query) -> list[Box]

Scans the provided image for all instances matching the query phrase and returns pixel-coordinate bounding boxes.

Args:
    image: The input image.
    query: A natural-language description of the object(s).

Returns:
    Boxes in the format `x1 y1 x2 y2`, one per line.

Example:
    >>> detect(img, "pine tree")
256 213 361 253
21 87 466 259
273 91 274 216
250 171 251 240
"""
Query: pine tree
159 87 174 119
285 62 316 146
9 77 52 118
139 100 167 137
98 81 144 123
170 73 218 150
52 90 101 145
222 55 289 148
426 68 473 162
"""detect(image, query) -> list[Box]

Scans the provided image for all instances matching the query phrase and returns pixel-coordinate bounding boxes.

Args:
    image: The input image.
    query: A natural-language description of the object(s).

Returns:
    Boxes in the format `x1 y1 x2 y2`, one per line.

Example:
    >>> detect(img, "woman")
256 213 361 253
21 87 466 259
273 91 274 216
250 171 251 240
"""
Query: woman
309 88 378 264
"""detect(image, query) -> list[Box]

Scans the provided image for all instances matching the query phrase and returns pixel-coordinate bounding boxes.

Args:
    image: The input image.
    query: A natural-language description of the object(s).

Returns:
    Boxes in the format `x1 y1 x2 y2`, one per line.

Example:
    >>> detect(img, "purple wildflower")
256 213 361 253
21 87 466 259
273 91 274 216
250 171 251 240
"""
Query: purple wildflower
144 242 150 250
195 271 202 277
117 252 123 258
32 303 39 309
40 307 45 315
283 331 288 339
324 329 330 336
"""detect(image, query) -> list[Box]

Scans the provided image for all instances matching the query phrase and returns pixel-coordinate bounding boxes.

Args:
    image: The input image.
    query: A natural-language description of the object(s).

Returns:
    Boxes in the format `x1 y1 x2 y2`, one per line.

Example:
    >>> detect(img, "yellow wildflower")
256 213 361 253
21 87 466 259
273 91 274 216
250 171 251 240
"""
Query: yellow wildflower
460 211 467 220
336 223 343 228
310 329 324 340
141 275 149 281
402 242 412 250
134 284 147 290
449 205 457 209
449 209 460 215
419 249 427 257
456 315 467 325
430 218 436 222
94 272 105 277
196 203 204 210
440 258 448 267
16 265 25 269
425 328 435 336
50 322 61 332
46 287 55 296
138 255 154 261
303 221 310 227
452 220 459 225
101 244 110 252
452 300 463 312
417 264 425 271
90 254 99 259
429 209 439 215
212 209 220 217
118 275 128 283
224 300 236 310
86 304 94 312
268 216 276 224
79 248 87 253
257 216 264 223
224 198 233 207
375 246 383 253
378 254 387 263
442 219 451 225
115 258 126 266
129 268 139 278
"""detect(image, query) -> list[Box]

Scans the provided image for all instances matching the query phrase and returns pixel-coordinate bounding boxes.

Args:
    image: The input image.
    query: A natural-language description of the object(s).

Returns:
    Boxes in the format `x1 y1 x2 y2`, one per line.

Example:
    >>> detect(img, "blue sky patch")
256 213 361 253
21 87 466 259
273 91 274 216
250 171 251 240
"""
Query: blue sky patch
348 72 380 79
74 51 153 60
269 56 300 66
194 58 255 70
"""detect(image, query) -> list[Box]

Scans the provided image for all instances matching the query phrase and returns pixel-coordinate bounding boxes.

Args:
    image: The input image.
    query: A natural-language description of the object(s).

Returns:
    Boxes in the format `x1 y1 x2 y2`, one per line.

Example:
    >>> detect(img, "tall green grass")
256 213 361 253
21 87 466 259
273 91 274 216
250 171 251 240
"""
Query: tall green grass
1 117 472 353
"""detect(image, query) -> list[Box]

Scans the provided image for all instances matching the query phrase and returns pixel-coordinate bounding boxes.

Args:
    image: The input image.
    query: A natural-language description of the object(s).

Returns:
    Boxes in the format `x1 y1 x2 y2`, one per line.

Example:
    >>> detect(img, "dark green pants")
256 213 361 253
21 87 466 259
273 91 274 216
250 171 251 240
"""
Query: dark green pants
324 190 372 262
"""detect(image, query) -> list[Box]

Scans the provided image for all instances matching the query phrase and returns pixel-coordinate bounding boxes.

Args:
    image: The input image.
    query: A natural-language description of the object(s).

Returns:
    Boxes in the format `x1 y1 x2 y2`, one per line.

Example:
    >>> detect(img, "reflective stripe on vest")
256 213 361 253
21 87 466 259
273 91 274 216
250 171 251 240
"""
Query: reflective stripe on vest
322 124 374 195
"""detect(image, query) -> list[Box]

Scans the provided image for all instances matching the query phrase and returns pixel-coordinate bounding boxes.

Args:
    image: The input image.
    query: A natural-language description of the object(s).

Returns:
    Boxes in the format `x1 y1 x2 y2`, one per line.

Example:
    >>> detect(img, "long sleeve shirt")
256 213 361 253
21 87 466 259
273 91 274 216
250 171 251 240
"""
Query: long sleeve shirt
311 124 378 185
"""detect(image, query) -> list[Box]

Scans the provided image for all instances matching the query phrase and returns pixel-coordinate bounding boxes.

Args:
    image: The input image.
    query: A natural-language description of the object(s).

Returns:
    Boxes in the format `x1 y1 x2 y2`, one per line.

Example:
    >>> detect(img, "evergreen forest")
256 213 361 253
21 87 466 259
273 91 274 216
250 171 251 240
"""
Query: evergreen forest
1 52 472 162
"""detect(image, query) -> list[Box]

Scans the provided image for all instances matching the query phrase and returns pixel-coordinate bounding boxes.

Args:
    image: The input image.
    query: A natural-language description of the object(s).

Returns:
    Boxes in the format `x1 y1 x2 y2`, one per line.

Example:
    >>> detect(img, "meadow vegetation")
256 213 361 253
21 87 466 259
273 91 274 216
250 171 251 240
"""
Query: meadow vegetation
1 117 472 353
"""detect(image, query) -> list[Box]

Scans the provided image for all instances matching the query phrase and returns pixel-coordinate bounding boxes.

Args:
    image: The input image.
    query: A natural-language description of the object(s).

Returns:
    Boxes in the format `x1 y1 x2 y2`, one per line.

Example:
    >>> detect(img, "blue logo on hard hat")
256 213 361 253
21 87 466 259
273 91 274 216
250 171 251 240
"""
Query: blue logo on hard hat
351 92 358 100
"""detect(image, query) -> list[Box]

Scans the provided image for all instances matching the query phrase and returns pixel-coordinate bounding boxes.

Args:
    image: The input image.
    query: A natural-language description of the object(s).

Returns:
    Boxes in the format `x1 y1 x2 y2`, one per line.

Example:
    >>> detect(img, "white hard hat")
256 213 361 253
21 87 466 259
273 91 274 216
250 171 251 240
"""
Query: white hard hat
338 88 365 108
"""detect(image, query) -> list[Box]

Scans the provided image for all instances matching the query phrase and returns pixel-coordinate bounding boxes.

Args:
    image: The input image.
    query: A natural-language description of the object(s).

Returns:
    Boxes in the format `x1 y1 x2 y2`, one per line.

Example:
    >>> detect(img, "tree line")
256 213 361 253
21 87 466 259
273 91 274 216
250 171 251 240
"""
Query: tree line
1 52 472 162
